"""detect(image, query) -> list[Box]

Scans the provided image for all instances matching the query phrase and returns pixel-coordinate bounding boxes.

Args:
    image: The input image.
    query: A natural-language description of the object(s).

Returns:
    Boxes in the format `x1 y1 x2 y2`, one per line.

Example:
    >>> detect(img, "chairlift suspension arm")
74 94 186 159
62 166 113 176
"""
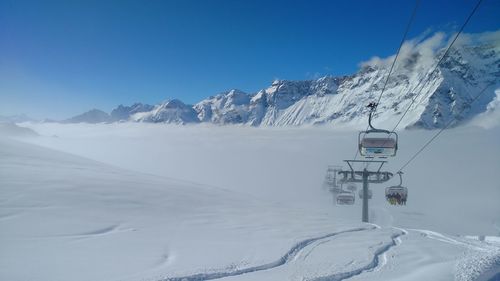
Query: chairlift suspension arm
367 104 391 134
398 171 403 186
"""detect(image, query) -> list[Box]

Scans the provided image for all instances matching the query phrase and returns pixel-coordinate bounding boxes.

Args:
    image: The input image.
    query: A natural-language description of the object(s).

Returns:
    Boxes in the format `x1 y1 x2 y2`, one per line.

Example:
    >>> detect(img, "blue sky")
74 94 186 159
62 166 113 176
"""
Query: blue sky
1 0 499 119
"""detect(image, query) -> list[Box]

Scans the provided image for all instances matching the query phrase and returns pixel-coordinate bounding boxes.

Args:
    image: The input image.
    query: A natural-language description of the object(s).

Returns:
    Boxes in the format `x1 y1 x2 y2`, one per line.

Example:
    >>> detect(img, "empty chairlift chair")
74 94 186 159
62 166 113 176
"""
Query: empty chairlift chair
359 103 398 158
346 184 357 192
385 171 408 206
358 189 373 199
324 168 342 193
336 191 355 205
324 173 335 186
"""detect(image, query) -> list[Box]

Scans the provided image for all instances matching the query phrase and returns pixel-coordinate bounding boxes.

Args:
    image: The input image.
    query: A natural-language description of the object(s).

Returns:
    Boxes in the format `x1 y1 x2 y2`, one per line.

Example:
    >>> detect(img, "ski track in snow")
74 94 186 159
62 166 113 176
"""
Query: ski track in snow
409 228 487 252
308 228 406 281
372 227 407 273
409 228 500 281
159 227 372 281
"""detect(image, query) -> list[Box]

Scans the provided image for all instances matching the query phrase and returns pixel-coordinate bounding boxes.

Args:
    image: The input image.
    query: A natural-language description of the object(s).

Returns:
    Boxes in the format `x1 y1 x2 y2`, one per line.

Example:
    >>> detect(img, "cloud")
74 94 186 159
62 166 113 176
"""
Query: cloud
359 29 500 73
305 71 323 80
453 29 500 47
469 88 500 129
359 32 446 71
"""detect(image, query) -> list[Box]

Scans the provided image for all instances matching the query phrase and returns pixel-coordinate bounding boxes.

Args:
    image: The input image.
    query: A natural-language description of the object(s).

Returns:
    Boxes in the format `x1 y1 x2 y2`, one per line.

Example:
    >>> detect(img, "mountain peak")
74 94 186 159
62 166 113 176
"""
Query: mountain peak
63 109 110 124
132 99 199 124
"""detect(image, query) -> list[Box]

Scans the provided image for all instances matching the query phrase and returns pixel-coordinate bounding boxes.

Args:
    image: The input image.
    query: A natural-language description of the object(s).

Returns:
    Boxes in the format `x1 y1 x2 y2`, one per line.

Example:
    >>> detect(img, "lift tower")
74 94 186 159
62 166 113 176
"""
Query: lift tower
338 160 393 223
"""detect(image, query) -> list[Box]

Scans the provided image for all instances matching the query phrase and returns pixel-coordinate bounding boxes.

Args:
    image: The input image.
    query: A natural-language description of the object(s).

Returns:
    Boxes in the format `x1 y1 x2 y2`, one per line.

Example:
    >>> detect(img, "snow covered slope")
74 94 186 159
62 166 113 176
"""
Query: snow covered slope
0 137 366 281
22 122 500 236
2 125 499 281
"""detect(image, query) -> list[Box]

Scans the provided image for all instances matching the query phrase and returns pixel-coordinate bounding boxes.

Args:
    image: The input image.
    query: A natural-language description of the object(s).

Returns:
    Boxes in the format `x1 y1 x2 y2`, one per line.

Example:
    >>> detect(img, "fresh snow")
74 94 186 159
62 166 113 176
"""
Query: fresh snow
1 121 499 281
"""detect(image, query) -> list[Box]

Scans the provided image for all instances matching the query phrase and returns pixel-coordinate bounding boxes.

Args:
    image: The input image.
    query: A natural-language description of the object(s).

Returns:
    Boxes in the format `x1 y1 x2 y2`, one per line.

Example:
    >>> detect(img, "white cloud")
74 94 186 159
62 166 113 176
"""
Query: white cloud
359 29 500 72
469 88 500 129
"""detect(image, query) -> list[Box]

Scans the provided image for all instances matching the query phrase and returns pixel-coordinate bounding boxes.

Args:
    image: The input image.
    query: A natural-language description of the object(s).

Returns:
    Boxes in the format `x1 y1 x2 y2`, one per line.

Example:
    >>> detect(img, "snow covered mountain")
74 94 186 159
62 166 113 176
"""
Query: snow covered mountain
62 31 499 128
130 99 199 124
110 103 154 122
194 89 252 124
63 109 110 124
190 33 499 128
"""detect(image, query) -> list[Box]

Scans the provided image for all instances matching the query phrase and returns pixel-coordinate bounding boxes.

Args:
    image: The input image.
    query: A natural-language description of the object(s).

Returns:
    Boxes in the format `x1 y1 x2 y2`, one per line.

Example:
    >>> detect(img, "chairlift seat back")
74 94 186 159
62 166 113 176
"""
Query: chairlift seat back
358 130 398 158
362 137 396 148
336 192 355 205
360 137 397 157
385 186 408 195
330 186 342 193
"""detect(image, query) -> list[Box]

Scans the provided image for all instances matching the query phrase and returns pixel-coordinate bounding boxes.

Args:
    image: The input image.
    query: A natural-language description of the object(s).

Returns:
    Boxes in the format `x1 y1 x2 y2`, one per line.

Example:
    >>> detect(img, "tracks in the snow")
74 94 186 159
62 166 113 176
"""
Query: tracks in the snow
309 228 406 281
160 226 372 281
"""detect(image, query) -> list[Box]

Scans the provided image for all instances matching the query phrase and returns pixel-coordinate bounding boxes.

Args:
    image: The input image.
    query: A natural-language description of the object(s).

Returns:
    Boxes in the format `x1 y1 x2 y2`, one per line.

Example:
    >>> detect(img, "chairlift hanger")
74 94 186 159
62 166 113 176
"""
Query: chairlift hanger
358 103 399 158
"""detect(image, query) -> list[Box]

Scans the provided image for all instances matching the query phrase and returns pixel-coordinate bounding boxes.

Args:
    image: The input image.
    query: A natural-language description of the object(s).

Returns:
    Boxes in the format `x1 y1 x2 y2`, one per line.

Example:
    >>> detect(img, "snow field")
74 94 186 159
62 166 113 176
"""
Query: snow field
1 122 499 280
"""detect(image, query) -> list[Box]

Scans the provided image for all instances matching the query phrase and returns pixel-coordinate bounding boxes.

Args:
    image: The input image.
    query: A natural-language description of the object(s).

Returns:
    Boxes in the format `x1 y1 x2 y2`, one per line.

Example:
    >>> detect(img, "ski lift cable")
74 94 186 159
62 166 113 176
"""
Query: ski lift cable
372 0 420 114
363 0 483 168
397 82 494 172
388 0 484 133
353 0 420 162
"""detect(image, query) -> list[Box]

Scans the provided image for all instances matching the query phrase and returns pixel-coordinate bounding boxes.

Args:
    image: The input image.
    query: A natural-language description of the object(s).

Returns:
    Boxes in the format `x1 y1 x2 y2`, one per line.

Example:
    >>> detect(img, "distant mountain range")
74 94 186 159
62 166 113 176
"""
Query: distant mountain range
11 31 500 129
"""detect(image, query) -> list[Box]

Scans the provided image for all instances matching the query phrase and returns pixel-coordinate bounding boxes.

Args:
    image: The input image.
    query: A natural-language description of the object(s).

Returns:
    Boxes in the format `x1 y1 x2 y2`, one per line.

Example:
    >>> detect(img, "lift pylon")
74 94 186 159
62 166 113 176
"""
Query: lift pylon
337 160 393 223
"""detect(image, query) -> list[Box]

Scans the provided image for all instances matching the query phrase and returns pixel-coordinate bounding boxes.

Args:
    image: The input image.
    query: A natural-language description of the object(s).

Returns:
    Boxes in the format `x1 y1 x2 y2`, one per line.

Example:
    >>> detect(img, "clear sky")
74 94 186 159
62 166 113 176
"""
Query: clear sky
1 0 499 119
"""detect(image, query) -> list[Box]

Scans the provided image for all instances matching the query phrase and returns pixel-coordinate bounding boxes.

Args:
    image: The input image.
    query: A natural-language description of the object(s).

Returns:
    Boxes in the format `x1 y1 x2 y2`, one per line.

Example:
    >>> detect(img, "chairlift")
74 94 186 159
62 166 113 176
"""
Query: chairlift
358 189 373 199
329 186 342 193
346 184 357 192
336 191 355 205
324 173 335 186
359 103 398 158
330 180 344 194
385 171 408 205
325 166 343 193
324 170 337 187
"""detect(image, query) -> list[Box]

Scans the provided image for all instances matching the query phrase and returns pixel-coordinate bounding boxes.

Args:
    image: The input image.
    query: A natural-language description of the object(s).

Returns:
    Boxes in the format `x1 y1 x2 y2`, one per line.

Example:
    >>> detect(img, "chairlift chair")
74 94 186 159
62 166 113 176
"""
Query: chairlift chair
329 186 342 193
336 191 355 205
346 184 357 192
385 171 408 205
358 189 373 199
359 103 398 158
324 174 336 186
385 186 407 196
329 181 343 194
